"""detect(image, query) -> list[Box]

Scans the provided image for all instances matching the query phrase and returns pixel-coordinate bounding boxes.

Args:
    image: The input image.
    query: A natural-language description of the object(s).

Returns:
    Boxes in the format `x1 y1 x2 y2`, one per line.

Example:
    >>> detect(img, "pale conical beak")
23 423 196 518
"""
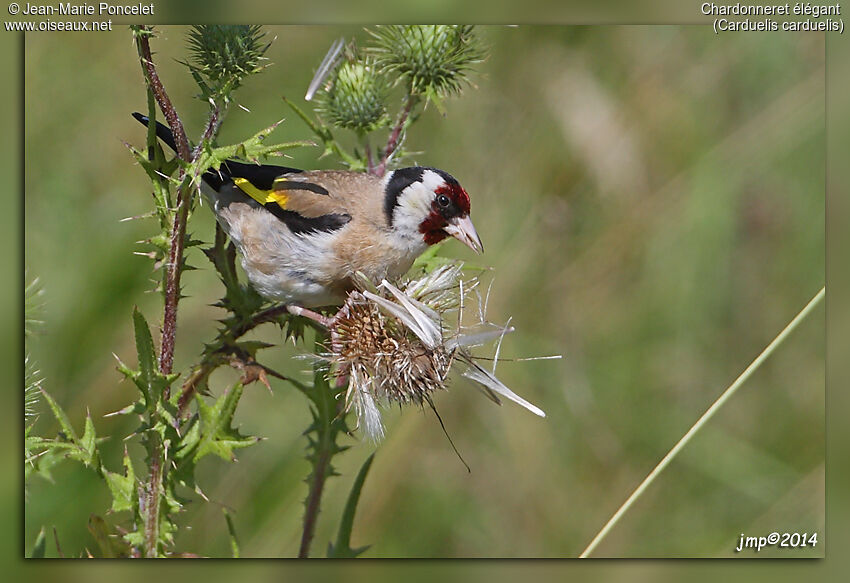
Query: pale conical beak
444 215 484 254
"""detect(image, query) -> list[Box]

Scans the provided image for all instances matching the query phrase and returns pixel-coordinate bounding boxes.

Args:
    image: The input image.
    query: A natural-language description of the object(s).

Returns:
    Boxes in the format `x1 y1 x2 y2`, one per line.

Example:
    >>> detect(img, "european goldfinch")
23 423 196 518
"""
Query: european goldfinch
133 114 483 307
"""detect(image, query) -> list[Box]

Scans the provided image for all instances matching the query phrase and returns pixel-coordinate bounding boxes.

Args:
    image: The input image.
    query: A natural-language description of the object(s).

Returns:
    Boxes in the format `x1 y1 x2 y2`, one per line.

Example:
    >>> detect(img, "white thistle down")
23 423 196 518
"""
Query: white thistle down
327 262 550 440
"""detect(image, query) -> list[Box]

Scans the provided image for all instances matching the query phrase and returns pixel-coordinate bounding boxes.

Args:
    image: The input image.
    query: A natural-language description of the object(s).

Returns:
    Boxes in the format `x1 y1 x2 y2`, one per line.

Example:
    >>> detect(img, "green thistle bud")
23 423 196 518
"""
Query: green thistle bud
185 25 270 102
316 59 389 133
368 25 484 98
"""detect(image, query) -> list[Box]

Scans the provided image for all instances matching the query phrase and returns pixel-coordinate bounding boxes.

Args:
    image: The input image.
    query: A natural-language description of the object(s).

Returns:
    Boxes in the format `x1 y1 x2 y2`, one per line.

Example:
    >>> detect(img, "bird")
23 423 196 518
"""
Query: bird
133 113 483 307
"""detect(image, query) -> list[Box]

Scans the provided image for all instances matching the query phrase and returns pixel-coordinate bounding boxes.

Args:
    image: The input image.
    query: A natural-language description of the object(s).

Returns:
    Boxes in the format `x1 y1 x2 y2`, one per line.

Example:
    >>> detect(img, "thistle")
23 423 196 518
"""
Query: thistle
184 25 271 102
368 25 484 100
326 264 547 441
314 58 390 133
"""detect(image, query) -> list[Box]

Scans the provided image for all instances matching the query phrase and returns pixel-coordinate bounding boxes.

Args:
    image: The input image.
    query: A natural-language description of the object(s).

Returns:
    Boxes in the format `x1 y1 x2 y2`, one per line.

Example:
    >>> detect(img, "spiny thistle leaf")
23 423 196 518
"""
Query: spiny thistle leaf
368 25 484 99
104 447 136 513
301 338 351 519
25 276 45 482
283 96 365 170
327 453 375 558
175 414 202 461
128 307 178 411
78 410 99 467
193 383 261 462
39 387 79 444
133 307 157 404
25 438 66 484
280 314 310 345
203 226 264 318
202 131 313 170
36 389 104 468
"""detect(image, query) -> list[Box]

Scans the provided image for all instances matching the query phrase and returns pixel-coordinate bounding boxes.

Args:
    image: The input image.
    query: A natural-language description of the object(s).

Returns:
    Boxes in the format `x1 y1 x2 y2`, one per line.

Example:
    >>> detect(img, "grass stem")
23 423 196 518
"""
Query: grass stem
579 286 824 558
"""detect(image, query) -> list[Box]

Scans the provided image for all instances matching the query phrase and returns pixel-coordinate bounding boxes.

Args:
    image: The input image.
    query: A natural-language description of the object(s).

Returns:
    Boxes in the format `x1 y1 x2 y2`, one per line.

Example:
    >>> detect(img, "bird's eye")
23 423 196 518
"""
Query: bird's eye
436 194 451 208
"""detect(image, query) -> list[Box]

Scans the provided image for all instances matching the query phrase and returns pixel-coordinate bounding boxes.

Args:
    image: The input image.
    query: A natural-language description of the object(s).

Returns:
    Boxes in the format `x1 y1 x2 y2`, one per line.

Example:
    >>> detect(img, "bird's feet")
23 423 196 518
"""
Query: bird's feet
285 304 335 328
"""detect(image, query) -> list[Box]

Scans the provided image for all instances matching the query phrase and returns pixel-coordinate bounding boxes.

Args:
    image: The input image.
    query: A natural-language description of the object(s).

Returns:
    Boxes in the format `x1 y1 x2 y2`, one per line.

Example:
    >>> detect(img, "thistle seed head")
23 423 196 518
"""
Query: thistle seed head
331 292 450 420
326 263 547 441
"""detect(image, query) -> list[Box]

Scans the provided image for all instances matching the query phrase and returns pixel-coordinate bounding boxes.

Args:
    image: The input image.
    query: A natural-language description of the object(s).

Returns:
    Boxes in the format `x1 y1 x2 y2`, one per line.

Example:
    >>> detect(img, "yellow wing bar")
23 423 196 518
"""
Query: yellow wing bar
233 177 289 208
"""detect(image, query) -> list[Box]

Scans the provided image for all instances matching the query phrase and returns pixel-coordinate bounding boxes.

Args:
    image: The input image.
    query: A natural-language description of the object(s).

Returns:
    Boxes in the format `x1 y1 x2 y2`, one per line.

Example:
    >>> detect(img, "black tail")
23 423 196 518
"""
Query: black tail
133 112 226 187
132 112 179 153
132 112 303 192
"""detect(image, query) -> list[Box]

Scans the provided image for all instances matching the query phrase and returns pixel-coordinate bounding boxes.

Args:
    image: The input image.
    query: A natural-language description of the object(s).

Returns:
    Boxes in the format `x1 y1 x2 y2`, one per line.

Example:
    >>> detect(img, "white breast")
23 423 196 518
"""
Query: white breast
202 182 343 306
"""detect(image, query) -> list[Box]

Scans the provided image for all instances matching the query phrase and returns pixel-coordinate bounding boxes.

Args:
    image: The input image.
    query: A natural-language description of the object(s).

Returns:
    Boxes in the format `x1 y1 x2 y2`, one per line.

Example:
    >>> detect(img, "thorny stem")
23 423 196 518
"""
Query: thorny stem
134 26 230 558
136 27 191 162
177 304 290 416
177 304 331 417
374 94 417 177
135 26 192 377
299 448 331 558
160 199 191 377
143 434 164 558
232 304 293 338
194 105 222 160
134 26 190 559
298 356 347 559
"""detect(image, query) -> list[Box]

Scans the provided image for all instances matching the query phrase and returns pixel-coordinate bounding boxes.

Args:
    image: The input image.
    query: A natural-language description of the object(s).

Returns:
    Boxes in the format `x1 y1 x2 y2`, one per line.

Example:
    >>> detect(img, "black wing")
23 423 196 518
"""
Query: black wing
130 113 303 190
132 113 349 235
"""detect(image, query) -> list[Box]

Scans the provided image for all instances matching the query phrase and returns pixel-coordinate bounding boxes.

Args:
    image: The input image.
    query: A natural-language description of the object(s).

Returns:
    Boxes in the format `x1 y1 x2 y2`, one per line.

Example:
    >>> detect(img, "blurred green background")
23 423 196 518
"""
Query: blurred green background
24 26 824 558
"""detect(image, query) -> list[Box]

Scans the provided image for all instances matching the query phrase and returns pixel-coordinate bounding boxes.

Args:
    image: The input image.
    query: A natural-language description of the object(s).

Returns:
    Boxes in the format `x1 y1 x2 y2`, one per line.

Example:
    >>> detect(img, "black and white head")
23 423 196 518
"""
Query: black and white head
383 167 483 253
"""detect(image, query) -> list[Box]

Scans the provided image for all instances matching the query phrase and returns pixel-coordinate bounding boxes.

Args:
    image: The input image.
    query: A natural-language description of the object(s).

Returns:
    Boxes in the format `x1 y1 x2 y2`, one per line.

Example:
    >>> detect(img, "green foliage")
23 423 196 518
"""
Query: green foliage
103 447 135 513
29 302 270 556
188 382 260 462
298 337 352 558
303 340 351 466
26 308 174 556
114 308 179 413
25 294 69 488
35 389 102 468
196 121 315 173
328 453 375 558
25 24 298 555
24 26 826 559
26 23 485 558
293 25 487 174
283 96 365 170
